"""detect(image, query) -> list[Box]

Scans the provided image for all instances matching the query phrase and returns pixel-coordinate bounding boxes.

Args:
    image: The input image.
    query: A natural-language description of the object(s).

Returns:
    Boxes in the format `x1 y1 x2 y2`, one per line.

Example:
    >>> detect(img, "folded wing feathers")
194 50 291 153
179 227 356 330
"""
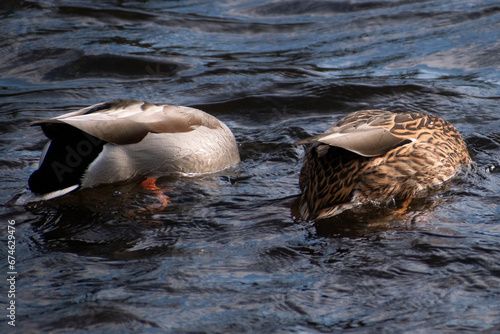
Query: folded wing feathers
31 99 222 145
296 113 412 157
317 126 408 157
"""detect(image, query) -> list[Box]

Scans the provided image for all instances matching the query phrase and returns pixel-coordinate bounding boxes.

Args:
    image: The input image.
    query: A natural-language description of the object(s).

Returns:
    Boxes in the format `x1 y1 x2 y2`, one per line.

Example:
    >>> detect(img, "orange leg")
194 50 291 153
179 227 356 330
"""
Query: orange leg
129 178 172 215
141 178 169 192
142 178 172 211
392 198 412 216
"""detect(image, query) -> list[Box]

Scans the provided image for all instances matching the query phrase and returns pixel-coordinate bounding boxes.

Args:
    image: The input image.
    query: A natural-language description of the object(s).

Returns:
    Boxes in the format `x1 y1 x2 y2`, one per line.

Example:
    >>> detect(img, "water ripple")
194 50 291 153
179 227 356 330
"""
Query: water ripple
1 0 500 333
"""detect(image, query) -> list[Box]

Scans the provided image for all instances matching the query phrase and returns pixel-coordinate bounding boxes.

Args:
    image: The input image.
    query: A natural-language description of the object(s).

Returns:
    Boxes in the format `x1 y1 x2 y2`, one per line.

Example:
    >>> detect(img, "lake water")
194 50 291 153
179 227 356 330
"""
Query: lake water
1 0 500 333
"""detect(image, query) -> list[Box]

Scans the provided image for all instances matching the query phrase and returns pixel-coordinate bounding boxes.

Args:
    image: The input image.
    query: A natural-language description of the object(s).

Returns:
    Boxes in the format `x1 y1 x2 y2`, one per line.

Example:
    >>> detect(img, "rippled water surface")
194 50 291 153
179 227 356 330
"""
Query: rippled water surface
1 1 500 333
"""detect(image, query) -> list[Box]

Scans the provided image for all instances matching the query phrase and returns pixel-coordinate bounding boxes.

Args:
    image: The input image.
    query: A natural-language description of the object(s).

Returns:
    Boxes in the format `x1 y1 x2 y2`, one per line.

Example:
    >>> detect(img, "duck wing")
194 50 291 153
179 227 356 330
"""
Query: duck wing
296 110 413 157
31 99 222 145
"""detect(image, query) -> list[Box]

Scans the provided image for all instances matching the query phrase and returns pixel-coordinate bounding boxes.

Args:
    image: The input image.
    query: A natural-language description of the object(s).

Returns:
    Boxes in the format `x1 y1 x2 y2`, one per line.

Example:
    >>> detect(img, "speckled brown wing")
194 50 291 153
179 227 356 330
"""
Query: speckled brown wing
355 113 470 201
298 110 470 220
296 110 409 157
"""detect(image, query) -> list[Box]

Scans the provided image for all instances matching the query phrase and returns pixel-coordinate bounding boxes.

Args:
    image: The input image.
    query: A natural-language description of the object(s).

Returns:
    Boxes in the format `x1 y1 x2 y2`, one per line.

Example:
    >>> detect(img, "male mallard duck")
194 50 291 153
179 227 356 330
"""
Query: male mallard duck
297 109 471 220
28 99 240 199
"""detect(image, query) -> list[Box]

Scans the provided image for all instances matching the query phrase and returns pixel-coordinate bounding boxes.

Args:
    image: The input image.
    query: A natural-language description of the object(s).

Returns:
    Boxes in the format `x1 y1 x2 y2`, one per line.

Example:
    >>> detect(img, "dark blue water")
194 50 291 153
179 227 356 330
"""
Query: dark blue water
1 1 500 333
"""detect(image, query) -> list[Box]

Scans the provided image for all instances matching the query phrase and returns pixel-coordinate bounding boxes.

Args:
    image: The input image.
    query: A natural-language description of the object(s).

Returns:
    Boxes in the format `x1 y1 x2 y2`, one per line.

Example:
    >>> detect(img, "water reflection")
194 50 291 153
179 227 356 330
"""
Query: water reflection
1 0 500 332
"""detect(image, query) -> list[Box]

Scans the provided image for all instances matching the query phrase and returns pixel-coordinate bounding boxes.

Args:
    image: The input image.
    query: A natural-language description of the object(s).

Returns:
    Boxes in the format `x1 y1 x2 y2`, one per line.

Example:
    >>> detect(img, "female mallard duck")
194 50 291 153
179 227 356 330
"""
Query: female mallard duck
297 109 471 220
28 99 240 199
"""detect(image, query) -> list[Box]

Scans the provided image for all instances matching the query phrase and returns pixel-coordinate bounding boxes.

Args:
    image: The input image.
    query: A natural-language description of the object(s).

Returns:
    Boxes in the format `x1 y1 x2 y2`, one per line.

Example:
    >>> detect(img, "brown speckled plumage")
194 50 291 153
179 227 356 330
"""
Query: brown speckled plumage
297 110 471 220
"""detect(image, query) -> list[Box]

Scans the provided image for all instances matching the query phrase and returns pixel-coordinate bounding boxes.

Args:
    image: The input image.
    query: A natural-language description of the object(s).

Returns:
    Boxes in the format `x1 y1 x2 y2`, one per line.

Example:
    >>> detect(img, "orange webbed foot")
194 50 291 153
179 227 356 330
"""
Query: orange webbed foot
129 178 172 215
142 178 172 211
